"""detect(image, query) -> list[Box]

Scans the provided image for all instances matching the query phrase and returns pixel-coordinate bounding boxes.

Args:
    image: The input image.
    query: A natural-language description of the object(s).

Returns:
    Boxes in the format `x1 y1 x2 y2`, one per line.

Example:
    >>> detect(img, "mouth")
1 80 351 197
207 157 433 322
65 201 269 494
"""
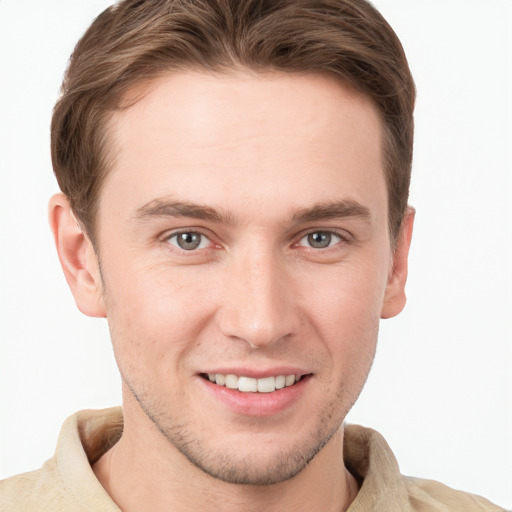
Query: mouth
200 373 309 393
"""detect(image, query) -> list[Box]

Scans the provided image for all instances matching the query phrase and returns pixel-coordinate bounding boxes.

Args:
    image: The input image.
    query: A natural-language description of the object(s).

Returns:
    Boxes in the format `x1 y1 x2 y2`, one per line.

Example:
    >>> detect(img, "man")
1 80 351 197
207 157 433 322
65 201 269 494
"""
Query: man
0 0 506 510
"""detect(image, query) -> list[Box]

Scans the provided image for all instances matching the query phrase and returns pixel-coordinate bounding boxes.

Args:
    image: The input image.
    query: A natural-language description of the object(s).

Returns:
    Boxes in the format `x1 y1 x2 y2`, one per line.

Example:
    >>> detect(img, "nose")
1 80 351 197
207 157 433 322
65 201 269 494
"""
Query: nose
216 248 298 349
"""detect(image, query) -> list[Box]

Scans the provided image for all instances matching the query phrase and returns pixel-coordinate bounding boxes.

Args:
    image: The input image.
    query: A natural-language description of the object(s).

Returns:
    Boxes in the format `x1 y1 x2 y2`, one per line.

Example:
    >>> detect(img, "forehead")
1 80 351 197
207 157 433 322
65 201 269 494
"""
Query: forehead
100 70 386 225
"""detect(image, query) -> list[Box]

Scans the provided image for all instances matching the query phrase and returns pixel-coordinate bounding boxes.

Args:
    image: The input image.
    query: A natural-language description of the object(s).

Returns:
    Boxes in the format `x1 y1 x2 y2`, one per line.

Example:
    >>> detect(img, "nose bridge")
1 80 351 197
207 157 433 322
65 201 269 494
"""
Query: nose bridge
218 243 296 348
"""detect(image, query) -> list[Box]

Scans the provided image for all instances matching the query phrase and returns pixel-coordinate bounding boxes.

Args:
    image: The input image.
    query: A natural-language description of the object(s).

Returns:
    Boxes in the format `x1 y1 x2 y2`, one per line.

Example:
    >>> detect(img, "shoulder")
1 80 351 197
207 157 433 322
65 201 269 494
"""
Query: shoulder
403 475 506 512
343 424 506 512
0 408 123 512
0 459 65 511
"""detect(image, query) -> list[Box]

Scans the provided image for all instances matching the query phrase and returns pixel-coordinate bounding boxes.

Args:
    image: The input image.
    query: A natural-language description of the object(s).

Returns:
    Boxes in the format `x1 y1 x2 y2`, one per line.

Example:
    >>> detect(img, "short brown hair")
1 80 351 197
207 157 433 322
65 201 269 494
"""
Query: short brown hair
51 0 415 245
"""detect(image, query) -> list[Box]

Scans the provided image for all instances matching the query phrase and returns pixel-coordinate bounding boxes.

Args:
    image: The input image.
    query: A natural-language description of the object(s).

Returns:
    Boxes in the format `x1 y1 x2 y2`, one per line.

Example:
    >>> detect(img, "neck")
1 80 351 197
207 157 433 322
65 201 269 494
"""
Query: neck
93 400 358 512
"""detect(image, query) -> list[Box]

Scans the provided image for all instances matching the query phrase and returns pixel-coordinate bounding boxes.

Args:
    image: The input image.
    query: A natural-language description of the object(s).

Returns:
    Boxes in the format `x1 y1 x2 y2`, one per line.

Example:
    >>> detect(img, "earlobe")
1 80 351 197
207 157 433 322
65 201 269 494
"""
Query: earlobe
381 208 415 319
48 193 106 318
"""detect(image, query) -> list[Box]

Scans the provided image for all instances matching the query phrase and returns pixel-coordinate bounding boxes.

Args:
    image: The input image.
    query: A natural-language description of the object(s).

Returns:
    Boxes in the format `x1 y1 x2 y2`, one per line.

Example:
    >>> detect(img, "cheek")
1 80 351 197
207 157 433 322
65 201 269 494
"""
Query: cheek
103 263 218 371
301 262 386 371
304 260 388 328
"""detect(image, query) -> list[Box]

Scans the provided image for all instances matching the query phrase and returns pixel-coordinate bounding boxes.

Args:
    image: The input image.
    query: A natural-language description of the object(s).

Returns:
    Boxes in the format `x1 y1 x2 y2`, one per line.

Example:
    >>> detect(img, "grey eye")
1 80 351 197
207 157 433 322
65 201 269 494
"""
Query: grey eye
299 231 341 249
307 232 332 248
170 232 208 251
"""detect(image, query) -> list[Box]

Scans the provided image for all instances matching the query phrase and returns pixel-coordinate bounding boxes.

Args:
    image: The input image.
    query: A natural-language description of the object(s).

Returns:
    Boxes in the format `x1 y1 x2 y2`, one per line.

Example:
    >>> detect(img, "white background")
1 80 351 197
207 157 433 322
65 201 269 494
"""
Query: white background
0 0 510 507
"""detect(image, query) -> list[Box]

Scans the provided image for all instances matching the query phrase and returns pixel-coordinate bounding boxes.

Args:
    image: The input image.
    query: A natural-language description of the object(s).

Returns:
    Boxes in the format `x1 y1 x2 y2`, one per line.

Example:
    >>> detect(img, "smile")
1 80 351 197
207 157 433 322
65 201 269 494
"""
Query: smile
203 373 304 393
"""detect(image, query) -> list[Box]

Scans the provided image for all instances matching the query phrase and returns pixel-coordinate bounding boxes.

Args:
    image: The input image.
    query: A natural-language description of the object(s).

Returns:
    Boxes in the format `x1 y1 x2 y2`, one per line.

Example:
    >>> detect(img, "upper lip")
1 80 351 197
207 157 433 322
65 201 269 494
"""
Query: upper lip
199 367 310 379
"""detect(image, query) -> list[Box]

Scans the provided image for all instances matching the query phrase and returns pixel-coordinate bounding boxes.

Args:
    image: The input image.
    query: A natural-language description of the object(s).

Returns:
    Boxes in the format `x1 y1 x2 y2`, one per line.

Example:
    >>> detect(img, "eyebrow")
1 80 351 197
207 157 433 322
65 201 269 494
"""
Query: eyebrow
134 197 237 224
134 197 371 225
291 200 371 224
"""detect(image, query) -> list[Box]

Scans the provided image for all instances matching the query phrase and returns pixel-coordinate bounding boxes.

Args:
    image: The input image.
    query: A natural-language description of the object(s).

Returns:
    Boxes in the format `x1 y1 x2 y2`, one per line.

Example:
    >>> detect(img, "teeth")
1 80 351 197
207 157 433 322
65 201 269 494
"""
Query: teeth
225 374 238 389
238 376 258 392
257 376 275 393
206 373 302 393
275 375 286 389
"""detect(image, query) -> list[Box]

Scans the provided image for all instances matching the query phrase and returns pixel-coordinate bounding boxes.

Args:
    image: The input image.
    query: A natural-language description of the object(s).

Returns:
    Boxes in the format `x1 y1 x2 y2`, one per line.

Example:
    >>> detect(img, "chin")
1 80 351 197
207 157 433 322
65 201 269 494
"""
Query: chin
148 399 345 486
174 432 336 486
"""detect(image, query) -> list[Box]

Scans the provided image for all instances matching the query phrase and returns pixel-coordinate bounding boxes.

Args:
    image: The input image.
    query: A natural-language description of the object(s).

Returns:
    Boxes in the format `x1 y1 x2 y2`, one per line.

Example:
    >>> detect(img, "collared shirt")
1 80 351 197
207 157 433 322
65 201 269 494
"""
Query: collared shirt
0 408 505 511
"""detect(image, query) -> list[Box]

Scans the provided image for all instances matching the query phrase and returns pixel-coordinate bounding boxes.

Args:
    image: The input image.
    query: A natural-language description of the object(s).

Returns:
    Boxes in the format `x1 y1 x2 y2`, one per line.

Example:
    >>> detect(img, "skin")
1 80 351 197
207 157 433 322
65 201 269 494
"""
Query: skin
49 71 414 512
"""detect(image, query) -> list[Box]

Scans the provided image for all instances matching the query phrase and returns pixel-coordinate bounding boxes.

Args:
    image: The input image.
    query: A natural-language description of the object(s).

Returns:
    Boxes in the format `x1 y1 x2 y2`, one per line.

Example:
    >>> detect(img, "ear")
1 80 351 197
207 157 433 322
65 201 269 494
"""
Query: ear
381 208 415 319
48 193 106 318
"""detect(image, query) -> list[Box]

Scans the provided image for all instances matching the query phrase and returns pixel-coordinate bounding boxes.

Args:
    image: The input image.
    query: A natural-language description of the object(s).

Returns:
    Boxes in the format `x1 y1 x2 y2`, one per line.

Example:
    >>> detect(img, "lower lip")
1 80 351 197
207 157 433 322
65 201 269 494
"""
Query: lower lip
198 375 310 416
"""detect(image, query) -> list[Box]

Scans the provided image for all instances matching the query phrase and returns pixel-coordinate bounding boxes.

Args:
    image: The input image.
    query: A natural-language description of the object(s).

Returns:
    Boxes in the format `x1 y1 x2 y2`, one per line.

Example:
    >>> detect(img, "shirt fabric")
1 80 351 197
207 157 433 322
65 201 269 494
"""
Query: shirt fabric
0 407 504 511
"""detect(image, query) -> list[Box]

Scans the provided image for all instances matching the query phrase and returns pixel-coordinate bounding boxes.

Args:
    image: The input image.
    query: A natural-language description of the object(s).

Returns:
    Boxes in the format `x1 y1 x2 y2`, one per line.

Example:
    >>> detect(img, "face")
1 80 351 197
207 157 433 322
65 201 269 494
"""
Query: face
88 71 407 484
